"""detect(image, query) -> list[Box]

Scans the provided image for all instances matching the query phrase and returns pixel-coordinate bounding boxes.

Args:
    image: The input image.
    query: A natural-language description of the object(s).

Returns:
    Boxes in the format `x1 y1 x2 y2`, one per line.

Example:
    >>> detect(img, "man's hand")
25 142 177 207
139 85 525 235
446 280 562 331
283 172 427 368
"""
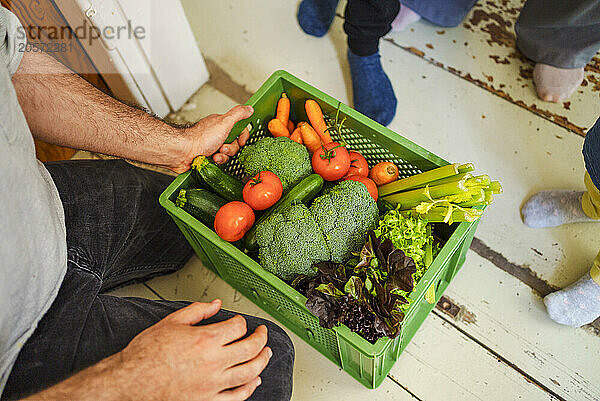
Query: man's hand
13 51 254 174
121 300 271 400
172 105 253 173
26 300 271 401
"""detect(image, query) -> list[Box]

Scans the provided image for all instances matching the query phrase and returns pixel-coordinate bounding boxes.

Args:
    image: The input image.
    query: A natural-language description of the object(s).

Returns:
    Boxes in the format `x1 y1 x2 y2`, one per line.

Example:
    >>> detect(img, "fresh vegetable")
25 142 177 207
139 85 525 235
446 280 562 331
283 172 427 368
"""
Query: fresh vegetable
415 204 481 223
191 156 244 202
293 231 418 343
255 203 330 281
245 174 324 251
377 198 395 215
344 175 378 201
312 142 351 181
378 164 460 196
344 151 369 178
378 163 502 224
458 163 475 173
242 171 283 211
369 162 399 186
238 136 312 191
268 118 290 138
214 201 255 242
373 208 436 281
175 188 227 227
382 180 467 210
254 180 377 280
276 93 290 127
305 99 332 144
289 127 303 144
310 180 379 263
298 122 321 154
425 172 472 188
287 120 295 133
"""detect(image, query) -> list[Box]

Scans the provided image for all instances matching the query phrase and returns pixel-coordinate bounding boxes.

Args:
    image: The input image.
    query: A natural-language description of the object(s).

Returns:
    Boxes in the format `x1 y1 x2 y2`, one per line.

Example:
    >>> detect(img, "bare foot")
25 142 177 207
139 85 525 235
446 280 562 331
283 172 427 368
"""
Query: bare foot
533 63 584 103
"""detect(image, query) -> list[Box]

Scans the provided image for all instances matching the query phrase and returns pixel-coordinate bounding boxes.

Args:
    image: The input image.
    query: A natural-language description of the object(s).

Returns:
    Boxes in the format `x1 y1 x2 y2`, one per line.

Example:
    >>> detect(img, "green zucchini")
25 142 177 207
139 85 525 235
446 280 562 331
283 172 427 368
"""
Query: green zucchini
191 156 244 202
244 174 324 251
176 188 227 227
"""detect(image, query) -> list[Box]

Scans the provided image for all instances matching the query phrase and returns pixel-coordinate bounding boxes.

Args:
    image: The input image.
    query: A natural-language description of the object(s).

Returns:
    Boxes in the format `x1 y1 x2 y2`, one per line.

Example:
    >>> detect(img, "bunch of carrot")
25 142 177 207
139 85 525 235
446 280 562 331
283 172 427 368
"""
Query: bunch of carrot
267 93 332 153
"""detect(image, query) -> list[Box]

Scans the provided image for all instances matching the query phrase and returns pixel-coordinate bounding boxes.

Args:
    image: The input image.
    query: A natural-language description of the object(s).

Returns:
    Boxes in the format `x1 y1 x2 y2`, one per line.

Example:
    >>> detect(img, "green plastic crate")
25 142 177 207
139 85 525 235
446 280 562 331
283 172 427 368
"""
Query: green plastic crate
159 70 480 389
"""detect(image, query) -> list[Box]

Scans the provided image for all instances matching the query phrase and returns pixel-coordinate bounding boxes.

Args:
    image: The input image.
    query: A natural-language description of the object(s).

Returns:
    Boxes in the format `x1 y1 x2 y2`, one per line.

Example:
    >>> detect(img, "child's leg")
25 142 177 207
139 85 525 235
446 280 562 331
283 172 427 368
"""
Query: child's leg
582 172 600 219
515 0 600 102
544 252 600 327
521 116 600 228
542 169 600 327
344 0 400 126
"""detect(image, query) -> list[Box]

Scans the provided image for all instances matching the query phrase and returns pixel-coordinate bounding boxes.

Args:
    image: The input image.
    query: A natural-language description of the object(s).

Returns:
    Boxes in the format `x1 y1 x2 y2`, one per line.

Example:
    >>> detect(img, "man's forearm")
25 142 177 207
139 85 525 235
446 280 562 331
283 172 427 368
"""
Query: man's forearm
12 51 188 169
22 353 128 401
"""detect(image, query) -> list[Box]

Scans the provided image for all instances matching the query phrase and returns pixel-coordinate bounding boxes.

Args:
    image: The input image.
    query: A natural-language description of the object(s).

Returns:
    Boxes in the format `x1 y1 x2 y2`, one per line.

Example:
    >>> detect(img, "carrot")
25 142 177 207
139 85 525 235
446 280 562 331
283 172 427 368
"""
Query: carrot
298 122 321 153
287 120 295 133
290 127 303 144
305 99 332 144
268 118 290 137
369 162 399 186
276 93 290 127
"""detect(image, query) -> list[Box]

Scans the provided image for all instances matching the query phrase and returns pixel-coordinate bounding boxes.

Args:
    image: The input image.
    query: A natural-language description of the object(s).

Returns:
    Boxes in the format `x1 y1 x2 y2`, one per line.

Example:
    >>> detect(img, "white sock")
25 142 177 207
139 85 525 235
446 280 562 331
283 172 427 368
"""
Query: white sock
544 272 600 327
391 4 421 32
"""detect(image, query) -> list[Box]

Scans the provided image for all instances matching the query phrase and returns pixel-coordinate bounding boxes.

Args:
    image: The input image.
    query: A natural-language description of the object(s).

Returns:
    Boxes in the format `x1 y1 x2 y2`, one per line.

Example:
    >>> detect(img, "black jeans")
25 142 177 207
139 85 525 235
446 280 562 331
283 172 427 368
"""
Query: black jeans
343 0 477 56
584 116 600 190
344 0 400 56
2 160 294 400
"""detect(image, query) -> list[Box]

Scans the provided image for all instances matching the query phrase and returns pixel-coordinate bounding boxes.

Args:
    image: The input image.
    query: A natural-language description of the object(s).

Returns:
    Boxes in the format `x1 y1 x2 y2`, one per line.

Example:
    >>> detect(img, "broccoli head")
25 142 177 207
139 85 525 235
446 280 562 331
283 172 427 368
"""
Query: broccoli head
310 180 378 263
238 136 312 191
255 203 330 281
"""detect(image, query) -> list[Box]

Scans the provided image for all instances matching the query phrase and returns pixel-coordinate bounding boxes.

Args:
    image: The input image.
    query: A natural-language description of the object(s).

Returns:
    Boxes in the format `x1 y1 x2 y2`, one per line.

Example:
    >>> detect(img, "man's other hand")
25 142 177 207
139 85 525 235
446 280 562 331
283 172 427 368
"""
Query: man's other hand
171 105 253 173
119 300 271 401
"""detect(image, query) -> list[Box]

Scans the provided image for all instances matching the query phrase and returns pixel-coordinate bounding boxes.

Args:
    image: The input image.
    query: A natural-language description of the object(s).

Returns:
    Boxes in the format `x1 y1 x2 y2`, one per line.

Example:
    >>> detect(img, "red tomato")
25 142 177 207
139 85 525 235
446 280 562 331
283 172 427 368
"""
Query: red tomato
214 201 255 242
343 151 369 178
243 171 283 210
344 175 378 201
311 142 350 181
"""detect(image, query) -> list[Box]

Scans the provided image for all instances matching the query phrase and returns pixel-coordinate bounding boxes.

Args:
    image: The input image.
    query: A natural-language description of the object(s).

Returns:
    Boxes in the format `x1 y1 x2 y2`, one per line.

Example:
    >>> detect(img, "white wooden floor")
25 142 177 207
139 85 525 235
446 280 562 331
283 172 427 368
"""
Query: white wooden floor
108 1 600 399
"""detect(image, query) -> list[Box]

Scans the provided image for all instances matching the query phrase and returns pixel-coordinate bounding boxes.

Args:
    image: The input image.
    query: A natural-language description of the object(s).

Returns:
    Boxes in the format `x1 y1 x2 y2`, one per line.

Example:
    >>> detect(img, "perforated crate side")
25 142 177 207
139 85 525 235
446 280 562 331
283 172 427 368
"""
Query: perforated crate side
204 246 342 365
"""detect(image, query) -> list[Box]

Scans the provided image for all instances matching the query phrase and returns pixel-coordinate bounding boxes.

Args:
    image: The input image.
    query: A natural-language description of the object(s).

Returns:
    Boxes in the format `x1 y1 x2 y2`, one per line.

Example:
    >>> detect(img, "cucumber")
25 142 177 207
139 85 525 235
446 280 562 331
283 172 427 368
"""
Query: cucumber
244 174 324 251
191 156 244 202
176 188 227 227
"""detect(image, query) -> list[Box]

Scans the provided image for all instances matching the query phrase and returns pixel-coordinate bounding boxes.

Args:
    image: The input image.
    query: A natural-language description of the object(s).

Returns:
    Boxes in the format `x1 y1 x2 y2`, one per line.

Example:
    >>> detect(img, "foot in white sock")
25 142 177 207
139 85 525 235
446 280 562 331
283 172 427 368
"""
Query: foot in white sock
521 190 596 228
391 5 421 32
533 63 584 103
544 272 600 327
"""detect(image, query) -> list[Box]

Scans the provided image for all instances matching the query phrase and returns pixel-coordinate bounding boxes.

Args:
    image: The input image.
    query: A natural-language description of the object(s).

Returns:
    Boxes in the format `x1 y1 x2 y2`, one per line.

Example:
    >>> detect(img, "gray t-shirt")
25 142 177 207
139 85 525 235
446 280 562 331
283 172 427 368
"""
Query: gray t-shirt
0 6 67 395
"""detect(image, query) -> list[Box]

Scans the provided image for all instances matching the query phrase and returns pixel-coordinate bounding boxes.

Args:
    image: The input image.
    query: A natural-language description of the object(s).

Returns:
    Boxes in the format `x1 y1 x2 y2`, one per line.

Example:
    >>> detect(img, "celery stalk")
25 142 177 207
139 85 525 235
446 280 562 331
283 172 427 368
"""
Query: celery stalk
488 181 503 194
419 206 482 223
484 190 494 204
411 172 472 189
424 225 433 267
383 181 467 209
378 164 459 196
444 188 484 204
456 189 486 207
457 163 475 173
465 175 490 188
